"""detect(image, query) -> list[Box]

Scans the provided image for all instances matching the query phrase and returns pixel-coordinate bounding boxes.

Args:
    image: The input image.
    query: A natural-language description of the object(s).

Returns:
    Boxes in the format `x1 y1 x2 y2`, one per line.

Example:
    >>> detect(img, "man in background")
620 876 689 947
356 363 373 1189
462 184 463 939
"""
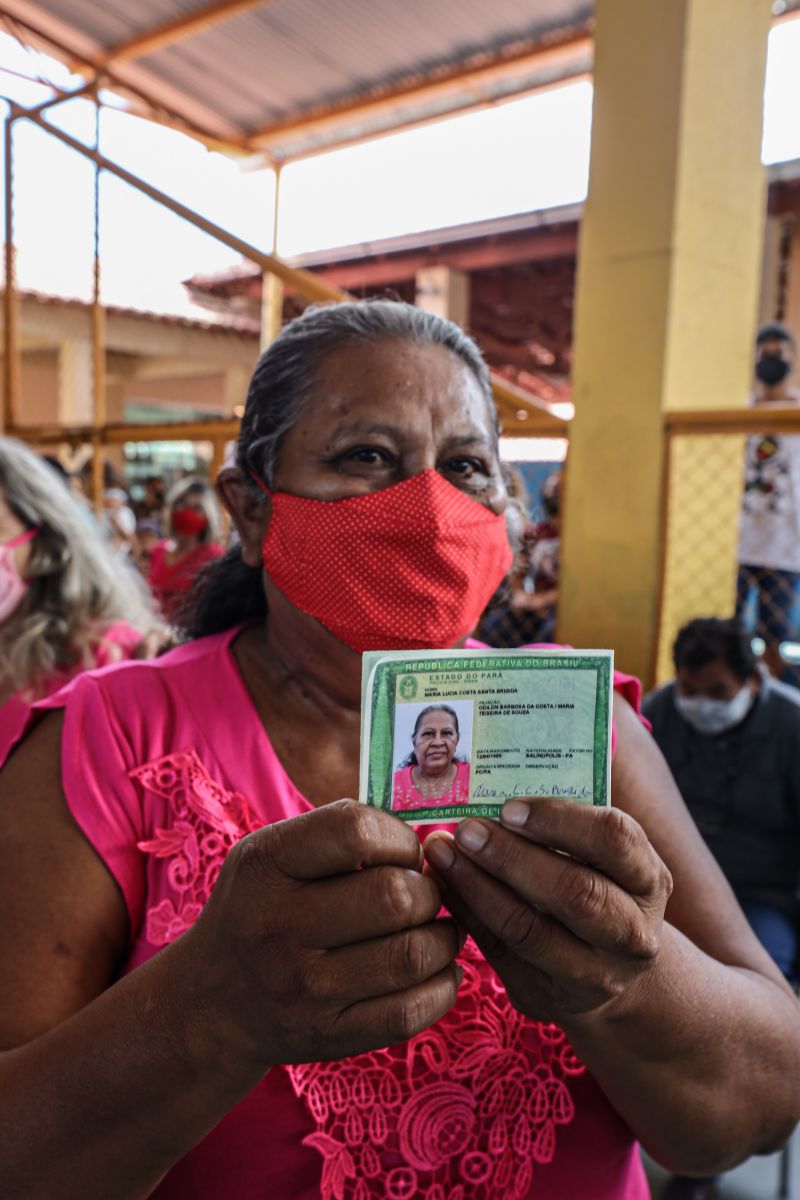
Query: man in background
645 616 800 979
644 616 800 1200
737 322 800 679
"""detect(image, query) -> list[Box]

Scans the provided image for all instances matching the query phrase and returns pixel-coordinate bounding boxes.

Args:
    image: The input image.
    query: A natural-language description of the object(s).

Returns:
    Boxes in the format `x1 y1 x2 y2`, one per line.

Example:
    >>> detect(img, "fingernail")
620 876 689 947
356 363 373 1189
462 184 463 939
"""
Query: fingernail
456 820 489 852
424 836 455 870
501 799 530 828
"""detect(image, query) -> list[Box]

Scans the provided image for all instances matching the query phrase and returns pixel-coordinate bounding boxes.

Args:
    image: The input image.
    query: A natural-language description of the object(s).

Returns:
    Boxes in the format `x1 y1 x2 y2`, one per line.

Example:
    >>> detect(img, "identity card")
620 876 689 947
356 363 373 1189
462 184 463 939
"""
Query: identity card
359 648 613 824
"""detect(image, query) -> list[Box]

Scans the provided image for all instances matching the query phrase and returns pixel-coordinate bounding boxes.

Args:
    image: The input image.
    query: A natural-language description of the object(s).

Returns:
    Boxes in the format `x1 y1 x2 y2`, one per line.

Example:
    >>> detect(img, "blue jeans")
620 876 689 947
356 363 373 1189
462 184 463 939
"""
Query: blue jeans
738 898 798 982
666 899 797 1192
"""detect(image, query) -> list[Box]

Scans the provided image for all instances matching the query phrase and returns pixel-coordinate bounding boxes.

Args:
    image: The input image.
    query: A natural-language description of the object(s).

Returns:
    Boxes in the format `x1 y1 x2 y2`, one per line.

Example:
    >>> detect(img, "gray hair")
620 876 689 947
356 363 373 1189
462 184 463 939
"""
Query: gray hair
0 438 159 697
237 299 497 490
166 475 223 543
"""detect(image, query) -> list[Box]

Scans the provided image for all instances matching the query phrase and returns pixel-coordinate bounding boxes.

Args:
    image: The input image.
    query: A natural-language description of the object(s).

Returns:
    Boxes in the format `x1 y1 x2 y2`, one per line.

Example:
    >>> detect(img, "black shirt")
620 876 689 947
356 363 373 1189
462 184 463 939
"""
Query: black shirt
643 675 800 914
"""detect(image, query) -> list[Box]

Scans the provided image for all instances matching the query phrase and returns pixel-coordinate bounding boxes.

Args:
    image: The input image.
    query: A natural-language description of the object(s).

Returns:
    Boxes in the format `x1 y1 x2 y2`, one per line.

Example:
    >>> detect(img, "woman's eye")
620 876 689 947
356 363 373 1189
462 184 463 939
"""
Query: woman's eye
446 457 485 476
343 447 394 466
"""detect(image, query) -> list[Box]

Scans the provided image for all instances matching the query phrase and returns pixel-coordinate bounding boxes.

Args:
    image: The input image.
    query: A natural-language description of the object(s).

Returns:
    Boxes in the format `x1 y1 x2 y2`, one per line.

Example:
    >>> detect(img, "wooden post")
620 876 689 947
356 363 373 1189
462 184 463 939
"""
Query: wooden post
210 435 227 484
3 113 21 432
91 94 107 430
415 266 470 328
260 164 284 350
91 435 104 517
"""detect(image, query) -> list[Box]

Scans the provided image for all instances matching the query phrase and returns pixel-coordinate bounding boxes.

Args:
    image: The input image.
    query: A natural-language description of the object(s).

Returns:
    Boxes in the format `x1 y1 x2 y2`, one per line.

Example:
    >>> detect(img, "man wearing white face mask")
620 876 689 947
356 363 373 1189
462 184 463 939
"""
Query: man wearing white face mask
644 617 800 982
645 617 800 1200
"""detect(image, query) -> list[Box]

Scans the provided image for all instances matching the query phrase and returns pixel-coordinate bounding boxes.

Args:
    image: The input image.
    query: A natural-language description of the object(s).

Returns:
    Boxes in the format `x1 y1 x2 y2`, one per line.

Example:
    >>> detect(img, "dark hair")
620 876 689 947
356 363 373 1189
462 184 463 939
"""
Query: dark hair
41 454 69 484
672 617 757 682
400 704 462 767
186 299 497 639
756 322 796 348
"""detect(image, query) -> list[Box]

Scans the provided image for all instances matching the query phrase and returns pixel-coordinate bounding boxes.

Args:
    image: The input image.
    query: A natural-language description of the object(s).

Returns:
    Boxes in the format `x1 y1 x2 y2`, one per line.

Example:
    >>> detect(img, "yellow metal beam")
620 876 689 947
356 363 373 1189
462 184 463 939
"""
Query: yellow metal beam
492 375 564 422
19 106 345 305
5 92 569 451
9 411 570 445
664 407 800 435
9 419 241 445
19 99 564 430
24 408 800 450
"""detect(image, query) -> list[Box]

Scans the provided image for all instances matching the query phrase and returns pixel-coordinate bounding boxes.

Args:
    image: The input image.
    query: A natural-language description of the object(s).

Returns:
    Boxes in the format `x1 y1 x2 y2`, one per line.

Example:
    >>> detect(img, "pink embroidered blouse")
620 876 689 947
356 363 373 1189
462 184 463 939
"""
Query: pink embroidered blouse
3 626 650 1200
0 619 144 753
392 760 471 811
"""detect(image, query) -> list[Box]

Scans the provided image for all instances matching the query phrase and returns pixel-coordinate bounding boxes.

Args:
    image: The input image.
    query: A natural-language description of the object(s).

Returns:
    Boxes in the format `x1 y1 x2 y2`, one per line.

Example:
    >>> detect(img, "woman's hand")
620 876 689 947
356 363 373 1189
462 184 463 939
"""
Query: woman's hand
134 626 175 660
424 797 672 1025
184 799 463 1073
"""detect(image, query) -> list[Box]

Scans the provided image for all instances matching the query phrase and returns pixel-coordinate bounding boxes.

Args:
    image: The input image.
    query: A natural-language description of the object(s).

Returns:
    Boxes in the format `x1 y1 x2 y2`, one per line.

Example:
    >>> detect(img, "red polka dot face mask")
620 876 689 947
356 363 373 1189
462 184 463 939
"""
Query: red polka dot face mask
257 468 513 652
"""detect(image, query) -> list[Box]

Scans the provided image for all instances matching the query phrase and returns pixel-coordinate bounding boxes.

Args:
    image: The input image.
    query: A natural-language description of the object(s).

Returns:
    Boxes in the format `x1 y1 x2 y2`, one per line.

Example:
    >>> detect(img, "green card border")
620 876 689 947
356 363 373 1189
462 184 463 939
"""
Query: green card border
366 653 611 818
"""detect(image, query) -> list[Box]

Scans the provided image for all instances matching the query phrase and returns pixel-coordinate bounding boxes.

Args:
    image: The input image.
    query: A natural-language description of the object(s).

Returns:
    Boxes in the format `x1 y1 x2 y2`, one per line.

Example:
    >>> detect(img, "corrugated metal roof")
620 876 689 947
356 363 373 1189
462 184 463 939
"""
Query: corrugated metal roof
14 0 796 158
139 0 591 127
22 0 594 154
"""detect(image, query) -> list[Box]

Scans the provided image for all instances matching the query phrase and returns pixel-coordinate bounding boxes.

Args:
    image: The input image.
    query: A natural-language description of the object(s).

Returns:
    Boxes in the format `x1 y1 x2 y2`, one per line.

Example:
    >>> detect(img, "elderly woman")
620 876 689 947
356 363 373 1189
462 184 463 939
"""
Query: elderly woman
0 438 162 746
0 301 798 1200
393 703 471 810
148 476 223 622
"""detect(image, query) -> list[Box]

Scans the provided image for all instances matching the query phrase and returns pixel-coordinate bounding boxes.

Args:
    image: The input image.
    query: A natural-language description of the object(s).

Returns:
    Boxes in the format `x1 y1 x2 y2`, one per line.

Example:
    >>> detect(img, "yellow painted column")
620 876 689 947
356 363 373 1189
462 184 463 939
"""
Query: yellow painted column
57 337 94 425
260 164 285 351
558 0 771 684
415 267 471 329
260 273 284 350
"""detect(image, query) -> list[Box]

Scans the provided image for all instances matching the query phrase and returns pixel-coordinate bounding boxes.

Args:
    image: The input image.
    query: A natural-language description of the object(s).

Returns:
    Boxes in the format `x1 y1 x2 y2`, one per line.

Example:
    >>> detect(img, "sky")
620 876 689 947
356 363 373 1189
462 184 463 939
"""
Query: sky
1 15 799 317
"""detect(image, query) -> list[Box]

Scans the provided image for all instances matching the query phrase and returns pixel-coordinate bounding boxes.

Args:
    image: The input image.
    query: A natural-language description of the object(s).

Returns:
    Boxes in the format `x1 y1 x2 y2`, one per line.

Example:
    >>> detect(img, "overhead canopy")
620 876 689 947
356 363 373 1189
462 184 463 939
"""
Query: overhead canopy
0 0 595 158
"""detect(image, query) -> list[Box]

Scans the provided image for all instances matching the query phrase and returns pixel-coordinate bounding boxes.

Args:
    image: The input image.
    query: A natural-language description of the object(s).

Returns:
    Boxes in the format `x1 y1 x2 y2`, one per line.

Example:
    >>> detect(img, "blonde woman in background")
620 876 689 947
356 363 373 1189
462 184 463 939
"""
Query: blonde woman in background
148 476 224 622
0 438 164 744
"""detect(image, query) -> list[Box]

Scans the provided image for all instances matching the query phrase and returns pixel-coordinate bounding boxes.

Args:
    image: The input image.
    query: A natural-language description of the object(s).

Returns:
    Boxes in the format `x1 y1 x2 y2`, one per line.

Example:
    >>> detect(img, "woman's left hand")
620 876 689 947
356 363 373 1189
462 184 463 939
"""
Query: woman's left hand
424 798 673 1024
134 627 175 661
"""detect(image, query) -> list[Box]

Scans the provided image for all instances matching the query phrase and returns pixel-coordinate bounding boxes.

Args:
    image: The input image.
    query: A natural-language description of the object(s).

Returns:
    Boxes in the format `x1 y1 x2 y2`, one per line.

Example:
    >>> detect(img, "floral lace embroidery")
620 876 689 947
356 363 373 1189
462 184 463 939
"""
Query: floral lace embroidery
133 752 585 1198
133 750 260 946
288 937 585 1200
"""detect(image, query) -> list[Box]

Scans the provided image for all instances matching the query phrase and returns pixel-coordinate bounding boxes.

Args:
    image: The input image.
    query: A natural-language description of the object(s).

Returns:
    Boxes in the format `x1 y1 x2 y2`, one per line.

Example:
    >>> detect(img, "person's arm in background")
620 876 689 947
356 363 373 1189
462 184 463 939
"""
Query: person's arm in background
785 703 800 905
0 715 462 1200
425 695 800 1175
508 582 558 614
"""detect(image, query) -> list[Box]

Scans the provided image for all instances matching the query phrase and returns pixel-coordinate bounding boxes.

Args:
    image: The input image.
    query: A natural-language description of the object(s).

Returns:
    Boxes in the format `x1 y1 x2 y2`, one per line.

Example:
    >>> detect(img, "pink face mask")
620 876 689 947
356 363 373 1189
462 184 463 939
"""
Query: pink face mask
0 529 37 622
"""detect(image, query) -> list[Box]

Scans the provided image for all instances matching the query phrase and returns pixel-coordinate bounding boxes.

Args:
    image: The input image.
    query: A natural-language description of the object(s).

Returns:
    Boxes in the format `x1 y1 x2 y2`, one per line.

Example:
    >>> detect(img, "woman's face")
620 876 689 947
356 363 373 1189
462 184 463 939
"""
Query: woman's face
413 711 459 778
173 491 206 516
272 339 507 512
171 490 209 538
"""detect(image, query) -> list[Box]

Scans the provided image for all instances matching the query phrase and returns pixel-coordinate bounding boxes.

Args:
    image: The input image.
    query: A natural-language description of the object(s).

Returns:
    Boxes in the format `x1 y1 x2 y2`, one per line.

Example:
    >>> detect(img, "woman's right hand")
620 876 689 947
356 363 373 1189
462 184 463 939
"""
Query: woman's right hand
182 799 463 1072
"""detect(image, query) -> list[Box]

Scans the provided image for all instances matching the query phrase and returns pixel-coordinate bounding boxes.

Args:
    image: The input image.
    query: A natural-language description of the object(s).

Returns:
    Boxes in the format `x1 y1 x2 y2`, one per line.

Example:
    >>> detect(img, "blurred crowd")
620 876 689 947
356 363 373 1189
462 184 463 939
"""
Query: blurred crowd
0 441 227 743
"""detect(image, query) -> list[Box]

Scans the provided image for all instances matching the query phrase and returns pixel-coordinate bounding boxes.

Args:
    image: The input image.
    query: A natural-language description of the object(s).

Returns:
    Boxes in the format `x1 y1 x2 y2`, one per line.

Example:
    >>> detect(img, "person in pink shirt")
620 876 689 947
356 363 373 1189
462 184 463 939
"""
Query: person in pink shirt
148 477 224 623
0 301 798 1200
393 704 471 810
0 438 164 748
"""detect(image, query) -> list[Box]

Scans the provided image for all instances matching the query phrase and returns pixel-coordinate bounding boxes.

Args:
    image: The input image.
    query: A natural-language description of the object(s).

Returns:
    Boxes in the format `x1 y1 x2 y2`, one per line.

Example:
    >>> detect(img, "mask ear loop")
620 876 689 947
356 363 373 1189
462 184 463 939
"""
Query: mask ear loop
248 470 272 499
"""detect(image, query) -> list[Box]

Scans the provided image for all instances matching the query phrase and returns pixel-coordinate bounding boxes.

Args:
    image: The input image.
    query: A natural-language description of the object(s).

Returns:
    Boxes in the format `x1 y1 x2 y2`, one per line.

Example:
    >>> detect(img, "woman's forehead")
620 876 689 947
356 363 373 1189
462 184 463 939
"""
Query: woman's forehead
417 715 456 731
312 339 494 435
